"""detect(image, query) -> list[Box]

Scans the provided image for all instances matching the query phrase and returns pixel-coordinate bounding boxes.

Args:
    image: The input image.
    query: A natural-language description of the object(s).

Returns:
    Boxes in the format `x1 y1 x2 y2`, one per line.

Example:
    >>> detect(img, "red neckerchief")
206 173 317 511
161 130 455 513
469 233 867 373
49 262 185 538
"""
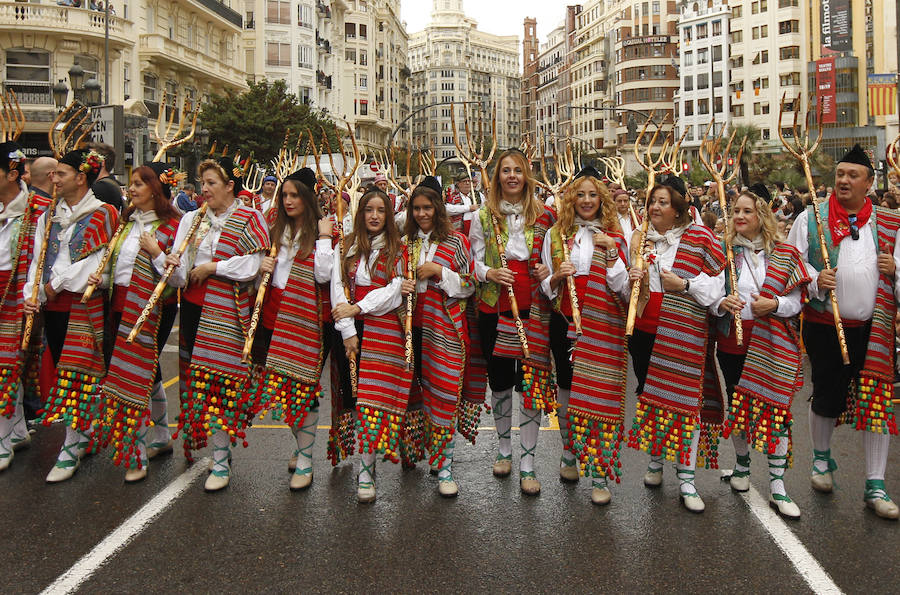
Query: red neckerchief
827 193 872 246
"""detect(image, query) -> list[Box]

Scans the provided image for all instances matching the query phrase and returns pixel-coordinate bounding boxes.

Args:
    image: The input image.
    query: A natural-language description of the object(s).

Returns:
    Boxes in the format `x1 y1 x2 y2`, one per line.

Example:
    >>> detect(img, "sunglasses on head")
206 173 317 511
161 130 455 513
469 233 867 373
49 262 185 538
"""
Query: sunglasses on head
848 213 859 240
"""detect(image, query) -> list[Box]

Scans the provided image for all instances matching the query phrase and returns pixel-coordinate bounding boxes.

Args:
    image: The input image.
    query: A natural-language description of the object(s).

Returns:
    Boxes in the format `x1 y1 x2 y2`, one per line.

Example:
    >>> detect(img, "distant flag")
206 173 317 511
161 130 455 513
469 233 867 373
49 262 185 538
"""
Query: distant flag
867 74 898 117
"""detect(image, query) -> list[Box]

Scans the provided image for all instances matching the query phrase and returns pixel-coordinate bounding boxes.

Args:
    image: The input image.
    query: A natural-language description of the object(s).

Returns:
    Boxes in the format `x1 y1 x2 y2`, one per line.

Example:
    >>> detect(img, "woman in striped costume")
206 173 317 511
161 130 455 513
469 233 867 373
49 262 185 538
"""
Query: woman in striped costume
626 177 726 513
92 163 182 482
166 158 269 492
252 168 333 491
469 149 555 495
538 168 629 505
399 177 474 497
330 189 408 503
715 185 810 519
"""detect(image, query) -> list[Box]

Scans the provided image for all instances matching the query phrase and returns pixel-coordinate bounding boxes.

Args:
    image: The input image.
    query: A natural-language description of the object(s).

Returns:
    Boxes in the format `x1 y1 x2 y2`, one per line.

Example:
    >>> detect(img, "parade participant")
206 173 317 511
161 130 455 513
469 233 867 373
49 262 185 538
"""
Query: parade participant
713 184 809 519
538 168 629 505
614 189 635 247
252 168 333 491
93 162 181 482
0 142 50 471
446 172 480 235
330 188 408 503
23 149 118 483
259 174 278 214
88 142 124 211
166 157 270 492
399 177 474 497
469 148 555 495
787 145 900 520
626 176 726 513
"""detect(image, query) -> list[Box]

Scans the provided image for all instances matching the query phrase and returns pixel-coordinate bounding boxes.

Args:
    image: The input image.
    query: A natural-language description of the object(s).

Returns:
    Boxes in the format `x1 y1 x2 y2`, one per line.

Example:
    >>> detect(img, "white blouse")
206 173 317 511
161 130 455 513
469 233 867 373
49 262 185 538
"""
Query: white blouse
638 229 725 308
112 212 168 286
330 247 404 340
711 250 803 320
412 230 473 299
540 226 629 302
271 238 334 289
469 211 530 282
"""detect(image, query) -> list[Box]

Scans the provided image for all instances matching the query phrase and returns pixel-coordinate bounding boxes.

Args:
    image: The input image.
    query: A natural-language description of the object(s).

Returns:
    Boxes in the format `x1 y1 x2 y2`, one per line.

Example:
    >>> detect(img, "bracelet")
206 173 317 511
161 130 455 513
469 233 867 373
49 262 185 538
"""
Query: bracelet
683 278 690 293
606 248 618 260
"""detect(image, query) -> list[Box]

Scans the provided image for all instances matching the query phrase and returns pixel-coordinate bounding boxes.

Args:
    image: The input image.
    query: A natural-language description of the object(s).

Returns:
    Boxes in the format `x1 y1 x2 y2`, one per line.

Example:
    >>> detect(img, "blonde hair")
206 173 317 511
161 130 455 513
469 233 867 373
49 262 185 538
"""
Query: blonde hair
486 149 542 227
555 176 620 235
725 191 783 252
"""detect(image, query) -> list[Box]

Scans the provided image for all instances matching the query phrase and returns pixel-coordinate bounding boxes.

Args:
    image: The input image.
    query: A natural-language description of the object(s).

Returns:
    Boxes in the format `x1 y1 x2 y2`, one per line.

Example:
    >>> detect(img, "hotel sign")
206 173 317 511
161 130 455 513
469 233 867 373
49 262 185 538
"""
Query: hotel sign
623 35 670 47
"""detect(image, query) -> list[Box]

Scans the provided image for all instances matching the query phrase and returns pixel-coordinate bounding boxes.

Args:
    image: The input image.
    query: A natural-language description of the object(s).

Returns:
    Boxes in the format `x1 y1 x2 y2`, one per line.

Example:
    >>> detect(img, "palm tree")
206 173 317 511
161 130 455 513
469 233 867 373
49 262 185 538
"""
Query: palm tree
731 124 761 186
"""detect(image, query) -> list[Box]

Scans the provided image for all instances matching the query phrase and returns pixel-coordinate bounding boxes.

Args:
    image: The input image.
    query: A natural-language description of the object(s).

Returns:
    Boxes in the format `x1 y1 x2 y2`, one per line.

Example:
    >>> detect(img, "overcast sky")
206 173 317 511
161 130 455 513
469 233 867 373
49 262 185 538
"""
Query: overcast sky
400 1 567 44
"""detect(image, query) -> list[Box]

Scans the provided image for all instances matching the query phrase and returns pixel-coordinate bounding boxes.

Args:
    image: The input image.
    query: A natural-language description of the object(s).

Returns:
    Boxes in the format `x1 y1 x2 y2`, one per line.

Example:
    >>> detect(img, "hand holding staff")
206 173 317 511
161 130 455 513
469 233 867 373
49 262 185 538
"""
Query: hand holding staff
404 237 415 370
242 243 278 363
490 214 530 360
699 120 747 346
127 204 208 343
778 94 849 364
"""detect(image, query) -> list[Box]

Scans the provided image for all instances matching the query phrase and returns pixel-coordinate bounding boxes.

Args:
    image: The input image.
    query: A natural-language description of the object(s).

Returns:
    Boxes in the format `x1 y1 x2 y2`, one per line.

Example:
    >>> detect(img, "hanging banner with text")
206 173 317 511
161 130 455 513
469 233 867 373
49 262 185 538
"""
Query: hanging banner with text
815 57 837 124
867 74 898 117
821 0 852 52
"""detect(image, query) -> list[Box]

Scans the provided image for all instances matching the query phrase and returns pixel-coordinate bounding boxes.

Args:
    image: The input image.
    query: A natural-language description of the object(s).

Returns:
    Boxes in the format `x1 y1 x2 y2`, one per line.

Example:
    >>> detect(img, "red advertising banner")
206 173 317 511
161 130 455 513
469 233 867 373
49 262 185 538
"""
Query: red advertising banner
815 57 837 124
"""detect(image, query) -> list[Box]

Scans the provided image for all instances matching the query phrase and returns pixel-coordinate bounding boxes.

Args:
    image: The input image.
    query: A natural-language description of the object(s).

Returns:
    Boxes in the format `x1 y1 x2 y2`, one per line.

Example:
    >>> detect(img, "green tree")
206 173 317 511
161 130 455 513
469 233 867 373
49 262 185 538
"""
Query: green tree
732 124 761 186
200 79 339 166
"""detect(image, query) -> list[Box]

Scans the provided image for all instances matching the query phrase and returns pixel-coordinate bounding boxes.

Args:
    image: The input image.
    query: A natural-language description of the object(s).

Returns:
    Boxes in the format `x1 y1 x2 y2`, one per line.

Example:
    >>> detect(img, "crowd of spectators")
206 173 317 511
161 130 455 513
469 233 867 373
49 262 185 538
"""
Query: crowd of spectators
55 0 115 14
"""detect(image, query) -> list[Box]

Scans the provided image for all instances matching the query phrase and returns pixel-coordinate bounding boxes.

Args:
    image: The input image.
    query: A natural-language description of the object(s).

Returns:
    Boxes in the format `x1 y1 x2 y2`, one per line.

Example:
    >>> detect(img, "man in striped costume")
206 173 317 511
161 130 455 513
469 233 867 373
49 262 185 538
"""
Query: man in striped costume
787 145 900 520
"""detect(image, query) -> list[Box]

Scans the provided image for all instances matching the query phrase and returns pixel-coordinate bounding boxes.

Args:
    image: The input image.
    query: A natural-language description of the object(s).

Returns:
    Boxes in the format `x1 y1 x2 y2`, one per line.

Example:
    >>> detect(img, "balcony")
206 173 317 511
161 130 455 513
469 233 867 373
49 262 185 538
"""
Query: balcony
193 0 242 28
0 2 133 47
139 34 245 89
3 81 52 106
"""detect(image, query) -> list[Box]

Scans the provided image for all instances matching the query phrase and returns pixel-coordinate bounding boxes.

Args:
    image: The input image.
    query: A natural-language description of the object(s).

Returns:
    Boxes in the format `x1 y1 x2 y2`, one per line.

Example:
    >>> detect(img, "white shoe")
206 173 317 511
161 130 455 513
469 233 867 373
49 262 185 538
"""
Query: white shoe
866 497 900 520
125 466 148 483
591 486 612 506
680 493 705 513
146 441 173 460
46 459 80 483
811 471 833 493
0 449 12 472
10 432 31 451
204 470 230 491
769 495 801 519
729 473 751 493
289 469 313 491
438 478 459 498
559 458 579 483
357 482 376 503
643 469 663 488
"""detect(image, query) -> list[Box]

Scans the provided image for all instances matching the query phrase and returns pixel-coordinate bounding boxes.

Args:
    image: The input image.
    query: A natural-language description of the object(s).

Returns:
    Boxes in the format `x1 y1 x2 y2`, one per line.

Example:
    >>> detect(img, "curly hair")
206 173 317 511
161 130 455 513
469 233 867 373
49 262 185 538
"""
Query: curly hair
555 175 621 235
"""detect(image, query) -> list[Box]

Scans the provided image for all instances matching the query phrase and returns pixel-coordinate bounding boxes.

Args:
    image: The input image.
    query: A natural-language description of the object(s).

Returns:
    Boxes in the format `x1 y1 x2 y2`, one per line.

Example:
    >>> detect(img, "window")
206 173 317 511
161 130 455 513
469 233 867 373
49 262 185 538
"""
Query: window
779 20 799 34
359 75 367 90
298 86 311 104
298 45 313 69
732 5 742 18
345 22 356 39
732 30 743 43
5 49 51 104
684 76 693 91
359 50 367 66
684 100 694 116
714 96 723 113
712 20 722 36
298 4 313 28
733 104 744 117
266 42 291 67
359 24 367 39
683 26 692 43
266 0 290 24
712 45 722 62
142 72 158 103
360 101 368 116
698 48 708 64
752 50 769 64
684 51 693 66
713 71 723 87
779 72 800 86
74 55 99 83
696 24 708 39
732 56 744 68
779 0 799 6
345 49 356 63
123 64 131 100
698 98 709 114
698 73 709 89
779 46 800 60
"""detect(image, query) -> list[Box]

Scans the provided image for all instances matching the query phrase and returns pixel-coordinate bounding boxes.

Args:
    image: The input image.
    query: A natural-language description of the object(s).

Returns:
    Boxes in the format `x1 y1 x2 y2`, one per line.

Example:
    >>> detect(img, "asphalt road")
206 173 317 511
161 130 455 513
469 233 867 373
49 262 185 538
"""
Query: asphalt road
1 326 897 594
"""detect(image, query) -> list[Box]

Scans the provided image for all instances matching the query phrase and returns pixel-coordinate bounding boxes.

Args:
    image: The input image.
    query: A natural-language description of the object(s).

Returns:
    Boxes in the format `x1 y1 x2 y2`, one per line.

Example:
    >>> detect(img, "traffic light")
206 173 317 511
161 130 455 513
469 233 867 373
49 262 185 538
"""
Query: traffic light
727 157 734 166
682 162 690 172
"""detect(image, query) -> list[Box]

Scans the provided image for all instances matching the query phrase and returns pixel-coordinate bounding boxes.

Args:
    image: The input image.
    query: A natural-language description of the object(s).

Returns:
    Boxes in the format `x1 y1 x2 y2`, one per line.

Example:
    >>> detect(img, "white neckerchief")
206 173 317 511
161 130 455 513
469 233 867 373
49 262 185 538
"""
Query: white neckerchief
574 216 602 234
280 225 302 249
499 199 524 216
206 199 240 232
51 191 103 228
646 222 689 249
733 233 766 268
346 231 386 259
129 208 158 227
0 181 29 222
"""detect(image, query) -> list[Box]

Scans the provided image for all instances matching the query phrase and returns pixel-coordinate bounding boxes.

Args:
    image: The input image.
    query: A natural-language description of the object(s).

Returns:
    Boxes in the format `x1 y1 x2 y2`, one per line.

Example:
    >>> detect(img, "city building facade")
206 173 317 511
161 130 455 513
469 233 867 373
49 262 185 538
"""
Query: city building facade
2 0 247 166
408 0 520 163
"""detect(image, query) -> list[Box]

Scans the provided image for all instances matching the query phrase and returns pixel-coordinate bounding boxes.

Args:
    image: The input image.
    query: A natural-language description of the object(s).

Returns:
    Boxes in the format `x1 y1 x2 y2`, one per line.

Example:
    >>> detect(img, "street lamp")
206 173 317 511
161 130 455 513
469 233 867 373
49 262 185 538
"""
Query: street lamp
68 64 84 94
52 80 69 110
84 78 102 107
56 65 103 108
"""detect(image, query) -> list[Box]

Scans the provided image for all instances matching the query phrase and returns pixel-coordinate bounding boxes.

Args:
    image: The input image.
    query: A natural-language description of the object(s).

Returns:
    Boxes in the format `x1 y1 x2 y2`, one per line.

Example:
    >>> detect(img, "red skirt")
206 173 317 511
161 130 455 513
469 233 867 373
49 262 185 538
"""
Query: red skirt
560 275 590 318
480 259 532 314
262 286 284 330
717 320 756 355
635 291 664 335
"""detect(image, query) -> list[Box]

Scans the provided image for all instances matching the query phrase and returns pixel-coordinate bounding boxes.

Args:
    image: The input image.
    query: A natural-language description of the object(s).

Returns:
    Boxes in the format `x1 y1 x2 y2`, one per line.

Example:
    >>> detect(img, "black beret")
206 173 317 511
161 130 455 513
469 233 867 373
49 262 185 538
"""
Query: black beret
59 149 103 184
574 165 603 180
660 174 686 198
284 167 317 193
747 182 772 204
217 156 244 192
839 143 873 171
418 175 443 196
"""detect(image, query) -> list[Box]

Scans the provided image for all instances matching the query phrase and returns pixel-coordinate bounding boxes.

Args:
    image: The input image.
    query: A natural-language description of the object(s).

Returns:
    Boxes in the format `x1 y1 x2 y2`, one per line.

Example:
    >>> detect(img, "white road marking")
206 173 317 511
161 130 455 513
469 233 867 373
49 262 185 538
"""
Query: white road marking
40 458 209 595
738 479 844 594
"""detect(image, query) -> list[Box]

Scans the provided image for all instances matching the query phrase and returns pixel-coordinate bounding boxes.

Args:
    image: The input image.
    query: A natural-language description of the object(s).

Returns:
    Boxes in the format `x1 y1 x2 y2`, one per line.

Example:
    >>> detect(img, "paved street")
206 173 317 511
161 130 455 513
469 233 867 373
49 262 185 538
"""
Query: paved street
1 328 897 595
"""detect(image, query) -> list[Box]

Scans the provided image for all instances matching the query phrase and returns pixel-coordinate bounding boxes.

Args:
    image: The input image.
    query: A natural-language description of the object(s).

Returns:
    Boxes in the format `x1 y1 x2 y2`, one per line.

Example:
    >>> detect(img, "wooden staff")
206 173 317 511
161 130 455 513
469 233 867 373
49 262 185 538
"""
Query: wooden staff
699 120 747 346
127 204 208 343
490 214 530 360
625 112 672 336
778 95 849 364
81 217 127 303
241 242 278 363
21 188 58 350
404 237 415 370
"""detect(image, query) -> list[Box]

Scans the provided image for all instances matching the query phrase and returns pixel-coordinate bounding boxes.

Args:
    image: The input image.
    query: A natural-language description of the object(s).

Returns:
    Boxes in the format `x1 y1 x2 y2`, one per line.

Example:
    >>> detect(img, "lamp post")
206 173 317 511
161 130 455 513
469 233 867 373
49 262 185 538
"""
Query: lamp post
55 65 103 108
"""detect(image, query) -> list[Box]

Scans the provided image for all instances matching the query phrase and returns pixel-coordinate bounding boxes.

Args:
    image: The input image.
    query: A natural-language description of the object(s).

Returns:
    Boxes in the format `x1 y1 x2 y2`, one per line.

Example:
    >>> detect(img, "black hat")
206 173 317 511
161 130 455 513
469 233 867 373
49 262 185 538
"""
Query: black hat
418 175 443 196
0 141 25 174
747 182 772 204
145 162 180 199
574 166 603 180
660 174 686 198
59 149 103 185
284 167 317 192
217 156 244 192
839 144 873 171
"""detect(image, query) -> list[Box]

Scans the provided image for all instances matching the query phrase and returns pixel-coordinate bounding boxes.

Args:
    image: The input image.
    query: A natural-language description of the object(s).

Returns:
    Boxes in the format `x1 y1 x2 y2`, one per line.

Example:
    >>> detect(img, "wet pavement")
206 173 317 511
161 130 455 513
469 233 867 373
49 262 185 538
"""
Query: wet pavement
1 329 897 594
